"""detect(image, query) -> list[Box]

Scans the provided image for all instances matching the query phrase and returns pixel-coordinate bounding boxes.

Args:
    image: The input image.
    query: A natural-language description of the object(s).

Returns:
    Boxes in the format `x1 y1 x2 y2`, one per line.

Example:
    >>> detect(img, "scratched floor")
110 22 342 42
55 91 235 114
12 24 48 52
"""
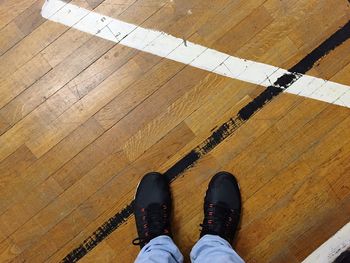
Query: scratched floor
0 0 350 262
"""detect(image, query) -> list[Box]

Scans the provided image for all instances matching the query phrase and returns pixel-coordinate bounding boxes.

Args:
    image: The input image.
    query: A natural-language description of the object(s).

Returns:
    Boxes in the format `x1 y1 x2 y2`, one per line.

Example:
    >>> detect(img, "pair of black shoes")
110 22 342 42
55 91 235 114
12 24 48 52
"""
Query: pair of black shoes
132 171 241 248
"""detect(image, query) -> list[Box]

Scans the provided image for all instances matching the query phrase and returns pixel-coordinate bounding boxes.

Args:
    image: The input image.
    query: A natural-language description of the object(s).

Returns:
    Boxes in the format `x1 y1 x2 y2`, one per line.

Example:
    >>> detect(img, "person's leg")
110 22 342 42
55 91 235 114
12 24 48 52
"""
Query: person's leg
135 235 183 263
133 172 184 263
190 171 244 263
190 235 244 263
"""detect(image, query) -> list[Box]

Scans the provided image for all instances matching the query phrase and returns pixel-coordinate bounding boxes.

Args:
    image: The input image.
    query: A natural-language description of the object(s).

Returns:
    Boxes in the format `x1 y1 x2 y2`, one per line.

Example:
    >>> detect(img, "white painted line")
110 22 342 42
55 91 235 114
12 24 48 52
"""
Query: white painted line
303 222 350 263
41 0 67 18
41 0 350 108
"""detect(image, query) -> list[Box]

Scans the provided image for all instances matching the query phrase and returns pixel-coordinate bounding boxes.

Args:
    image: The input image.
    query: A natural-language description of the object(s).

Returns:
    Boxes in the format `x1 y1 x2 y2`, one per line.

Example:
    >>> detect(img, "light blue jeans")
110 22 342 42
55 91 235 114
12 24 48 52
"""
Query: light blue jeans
135 234 245 263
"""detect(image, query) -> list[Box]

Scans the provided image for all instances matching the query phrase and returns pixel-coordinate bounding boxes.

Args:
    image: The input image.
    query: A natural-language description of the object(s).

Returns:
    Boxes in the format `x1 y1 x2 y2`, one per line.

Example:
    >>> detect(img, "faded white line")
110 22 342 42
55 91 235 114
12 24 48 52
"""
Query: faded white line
41 0 350 108
303 222 350 263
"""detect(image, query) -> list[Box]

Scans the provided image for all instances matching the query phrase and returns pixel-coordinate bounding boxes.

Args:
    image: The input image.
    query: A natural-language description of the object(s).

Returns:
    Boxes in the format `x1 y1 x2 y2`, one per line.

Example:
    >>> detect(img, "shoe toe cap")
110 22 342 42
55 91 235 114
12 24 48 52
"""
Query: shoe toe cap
206 171 241 210
135 172 171 208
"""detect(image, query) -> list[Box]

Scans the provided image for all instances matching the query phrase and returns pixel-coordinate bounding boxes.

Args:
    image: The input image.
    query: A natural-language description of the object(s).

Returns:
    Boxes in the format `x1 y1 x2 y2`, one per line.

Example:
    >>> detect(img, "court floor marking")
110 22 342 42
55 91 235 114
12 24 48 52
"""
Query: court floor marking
302 222 350 263
41 0 350 109
57 6 350 263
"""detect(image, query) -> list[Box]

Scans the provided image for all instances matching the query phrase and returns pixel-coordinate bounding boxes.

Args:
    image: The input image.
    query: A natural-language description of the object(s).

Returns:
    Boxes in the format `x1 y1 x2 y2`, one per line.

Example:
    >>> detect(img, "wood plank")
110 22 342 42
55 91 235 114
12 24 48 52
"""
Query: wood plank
0 0 141 119
14 0 46 36
0 0 54 56
242 177 339 262
313 39 350 80
46 59 185 193
235 104 348 199
0 145 36 185
0 114 10 135
0 117 104 215
159 91 254 172
233 116 350 260
13 123 194 262
0 37 114 161
0 22 24 56
1 39 114 126
23 0 231 158
0 177 63 238
85 0 105 9
1 0 214 161
332 60 350 85
25 51 161 158
270 248 299 263
194 0 267 46
0 53 52 109
287 1 350 51
134 122 196 171
240 115 350 228
7 150 127 260
0 6 73 77
291 197 350 261
0 239 21 262
213 5 273 54
123 73 230 161
210 93 301 167
40 0 137 67
0 0 38 29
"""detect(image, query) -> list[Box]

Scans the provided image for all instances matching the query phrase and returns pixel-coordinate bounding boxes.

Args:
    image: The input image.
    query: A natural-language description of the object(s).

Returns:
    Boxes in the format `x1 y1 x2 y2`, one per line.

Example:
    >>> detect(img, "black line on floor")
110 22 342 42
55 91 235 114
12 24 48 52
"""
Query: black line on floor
62 20 350 262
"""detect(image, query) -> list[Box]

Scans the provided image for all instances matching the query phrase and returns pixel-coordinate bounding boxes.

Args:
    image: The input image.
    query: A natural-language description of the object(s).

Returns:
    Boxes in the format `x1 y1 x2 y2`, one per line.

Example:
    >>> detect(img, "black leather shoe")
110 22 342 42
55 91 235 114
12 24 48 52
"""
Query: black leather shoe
200 171 242 243
132 172 172 248
334 249 350 263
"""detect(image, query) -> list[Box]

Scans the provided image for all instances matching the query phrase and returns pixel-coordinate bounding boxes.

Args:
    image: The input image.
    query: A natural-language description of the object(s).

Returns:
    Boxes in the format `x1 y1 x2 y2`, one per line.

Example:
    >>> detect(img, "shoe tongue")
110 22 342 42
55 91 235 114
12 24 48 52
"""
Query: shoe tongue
215 201 229 208
147 203 162 210
206 201 230 212
145 203 170 238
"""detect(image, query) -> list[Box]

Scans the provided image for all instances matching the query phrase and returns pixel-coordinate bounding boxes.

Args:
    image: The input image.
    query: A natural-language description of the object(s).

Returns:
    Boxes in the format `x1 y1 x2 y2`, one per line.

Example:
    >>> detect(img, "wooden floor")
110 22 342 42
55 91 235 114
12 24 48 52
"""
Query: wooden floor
1 0 350 262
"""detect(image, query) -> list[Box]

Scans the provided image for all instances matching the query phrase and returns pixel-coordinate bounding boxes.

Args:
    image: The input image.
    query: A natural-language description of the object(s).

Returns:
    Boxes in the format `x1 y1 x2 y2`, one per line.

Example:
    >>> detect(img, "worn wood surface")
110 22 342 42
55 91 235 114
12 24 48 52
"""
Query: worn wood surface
0 0 350 262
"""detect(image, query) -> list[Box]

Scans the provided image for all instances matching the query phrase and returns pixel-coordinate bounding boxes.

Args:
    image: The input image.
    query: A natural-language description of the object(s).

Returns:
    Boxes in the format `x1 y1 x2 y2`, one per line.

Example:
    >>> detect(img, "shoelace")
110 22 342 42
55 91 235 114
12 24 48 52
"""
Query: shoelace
132 203 170 247
200 202 239 240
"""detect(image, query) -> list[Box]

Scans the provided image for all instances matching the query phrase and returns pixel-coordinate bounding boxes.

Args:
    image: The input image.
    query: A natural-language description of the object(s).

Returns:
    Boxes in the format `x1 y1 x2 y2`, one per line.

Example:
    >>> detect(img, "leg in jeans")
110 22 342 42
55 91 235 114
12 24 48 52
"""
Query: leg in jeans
190 234 244 263
135 235 183 263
